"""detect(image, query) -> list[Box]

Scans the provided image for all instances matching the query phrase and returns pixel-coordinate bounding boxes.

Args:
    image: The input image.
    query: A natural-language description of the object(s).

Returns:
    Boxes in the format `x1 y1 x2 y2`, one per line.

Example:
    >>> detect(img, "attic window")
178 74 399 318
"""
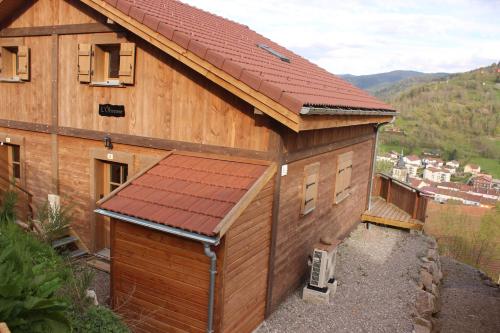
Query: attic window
0 45 30 82
257 44 290 63
78 43 136 86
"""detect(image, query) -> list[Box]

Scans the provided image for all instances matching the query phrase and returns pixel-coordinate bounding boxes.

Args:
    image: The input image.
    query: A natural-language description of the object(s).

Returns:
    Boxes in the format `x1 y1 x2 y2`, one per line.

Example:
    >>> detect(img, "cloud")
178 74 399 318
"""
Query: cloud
183 0 500 74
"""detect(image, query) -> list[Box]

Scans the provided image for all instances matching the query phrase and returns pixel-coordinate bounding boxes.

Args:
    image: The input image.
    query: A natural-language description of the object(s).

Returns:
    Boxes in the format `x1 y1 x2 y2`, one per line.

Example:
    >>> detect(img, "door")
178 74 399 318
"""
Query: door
95 160 128 256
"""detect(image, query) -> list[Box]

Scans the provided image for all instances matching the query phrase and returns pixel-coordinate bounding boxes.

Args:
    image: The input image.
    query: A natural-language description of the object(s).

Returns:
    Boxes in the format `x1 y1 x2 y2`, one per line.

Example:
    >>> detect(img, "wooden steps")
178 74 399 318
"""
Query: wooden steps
50 229 88 259
362 197 424 231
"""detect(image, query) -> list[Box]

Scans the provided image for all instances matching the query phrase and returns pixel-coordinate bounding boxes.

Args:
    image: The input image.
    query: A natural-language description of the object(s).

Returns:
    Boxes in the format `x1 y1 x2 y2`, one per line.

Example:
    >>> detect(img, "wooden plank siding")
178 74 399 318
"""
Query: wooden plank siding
269 138 375 310
111 219 225 333
220 179 274 332
0 0 274 153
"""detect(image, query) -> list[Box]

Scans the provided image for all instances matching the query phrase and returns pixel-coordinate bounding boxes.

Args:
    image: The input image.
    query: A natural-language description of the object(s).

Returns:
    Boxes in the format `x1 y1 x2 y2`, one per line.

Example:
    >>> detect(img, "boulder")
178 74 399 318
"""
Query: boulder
414 316 432 333
427 249 438 262
416 290 436 318
420 269 433 291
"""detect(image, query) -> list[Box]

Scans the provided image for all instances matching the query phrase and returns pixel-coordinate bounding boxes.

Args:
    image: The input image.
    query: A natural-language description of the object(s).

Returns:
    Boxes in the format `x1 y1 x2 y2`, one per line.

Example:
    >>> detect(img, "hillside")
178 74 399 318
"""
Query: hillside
377 63 500 177
340 70 447 94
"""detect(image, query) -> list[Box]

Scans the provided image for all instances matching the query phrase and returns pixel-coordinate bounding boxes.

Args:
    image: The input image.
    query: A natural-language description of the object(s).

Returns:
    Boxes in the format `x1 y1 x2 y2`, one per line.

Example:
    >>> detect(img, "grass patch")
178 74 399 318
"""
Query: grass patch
468 157 500 178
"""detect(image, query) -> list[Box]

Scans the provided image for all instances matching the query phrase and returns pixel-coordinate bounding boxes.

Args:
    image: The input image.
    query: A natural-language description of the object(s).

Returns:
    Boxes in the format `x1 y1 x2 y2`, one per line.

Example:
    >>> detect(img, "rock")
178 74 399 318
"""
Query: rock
420 269 433 291
430 283 440 298
430 317 442 333
86 289 99 306
414 316 432 333
427 249 438 262
416 290 436 318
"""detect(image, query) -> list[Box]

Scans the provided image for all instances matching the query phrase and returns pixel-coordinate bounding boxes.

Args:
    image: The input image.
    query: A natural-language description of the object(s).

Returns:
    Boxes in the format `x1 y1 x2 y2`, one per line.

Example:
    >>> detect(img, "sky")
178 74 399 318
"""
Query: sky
182 0 500 75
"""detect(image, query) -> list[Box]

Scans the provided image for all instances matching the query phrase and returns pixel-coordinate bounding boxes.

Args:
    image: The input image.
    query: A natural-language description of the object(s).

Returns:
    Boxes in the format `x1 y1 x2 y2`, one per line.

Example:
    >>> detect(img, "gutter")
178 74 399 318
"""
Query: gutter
300 107 399 117
94 209 219 333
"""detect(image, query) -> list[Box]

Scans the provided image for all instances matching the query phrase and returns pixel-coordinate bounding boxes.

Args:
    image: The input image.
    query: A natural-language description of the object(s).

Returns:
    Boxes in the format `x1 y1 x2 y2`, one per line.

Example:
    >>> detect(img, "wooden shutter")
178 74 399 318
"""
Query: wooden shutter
335 151 353 204
301 162 320 215
17 46 30 81
118 43 135 85
78 43 92 83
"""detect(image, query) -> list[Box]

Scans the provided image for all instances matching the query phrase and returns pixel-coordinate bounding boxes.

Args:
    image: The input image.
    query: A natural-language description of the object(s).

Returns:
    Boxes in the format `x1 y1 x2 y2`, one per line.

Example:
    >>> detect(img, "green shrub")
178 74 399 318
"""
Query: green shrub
0 190 17 225
35 200 73 243
0 223 71 332
69 306 129 333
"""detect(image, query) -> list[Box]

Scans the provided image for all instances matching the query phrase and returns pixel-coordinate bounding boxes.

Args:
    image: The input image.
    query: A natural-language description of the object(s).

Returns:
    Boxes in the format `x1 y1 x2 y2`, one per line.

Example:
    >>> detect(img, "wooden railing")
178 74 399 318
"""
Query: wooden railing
0 175 33 222
372 174 429 222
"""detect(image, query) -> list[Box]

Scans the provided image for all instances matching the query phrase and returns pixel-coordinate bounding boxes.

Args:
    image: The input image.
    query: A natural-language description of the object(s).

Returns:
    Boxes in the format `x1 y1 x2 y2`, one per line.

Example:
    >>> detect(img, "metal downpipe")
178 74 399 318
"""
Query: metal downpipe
203 243 217 333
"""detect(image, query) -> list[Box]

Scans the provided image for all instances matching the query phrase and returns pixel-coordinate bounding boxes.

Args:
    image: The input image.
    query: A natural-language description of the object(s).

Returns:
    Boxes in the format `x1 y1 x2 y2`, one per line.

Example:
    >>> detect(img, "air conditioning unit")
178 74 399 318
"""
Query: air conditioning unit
308 243 337 289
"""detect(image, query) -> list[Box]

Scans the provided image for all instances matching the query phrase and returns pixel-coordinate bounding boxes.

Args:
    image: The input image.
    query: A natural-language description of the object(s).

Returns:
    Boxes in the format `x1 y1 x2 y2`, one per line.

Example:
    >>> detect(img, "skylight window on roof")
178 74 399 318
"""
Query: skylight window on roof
257 44 290 63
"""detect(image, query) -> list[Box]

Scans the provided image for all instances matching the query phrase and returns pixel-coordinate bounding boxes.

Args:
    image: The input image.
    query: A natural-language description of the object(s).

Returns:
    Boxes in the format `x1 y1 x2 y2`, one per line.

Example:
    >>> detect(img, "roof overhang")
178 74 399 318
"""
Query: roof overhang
300 107 398 117
95 208 220 245
96 150 277 239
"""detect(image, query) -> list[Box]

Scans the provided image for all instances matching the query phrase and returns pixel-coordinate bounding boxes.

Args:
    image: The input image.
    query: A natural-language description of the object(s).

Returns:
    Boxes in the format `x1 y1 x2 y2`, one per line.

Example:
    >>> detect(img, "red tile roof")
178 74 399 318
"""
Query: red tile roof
99 152 272 236
102 0 394 113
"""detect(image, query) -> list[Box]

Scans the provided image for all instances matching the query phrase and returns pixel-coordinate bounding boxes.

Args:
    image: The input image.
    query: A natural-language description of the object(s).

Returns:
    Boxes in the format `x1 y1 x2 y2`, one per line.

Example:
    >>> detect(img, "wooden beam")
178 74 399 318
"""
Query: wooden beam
0 119 51 133
283 133 374 163
265 132 284 317
79 0 301 132
299 115 395 131
0 121 275 160
0 23 123 37
213 163 277 236
51 33 59 194
57 126 274 160
361 214 423 231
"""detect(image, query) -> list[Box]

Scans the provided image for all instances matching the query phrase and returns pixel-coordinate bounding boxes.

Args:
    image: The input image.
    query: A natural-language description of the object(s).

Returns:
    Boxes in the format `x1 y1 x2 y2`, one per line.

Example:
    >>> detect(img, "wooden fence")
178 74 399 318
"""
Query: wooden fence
0 175 33 222
372 174 429 222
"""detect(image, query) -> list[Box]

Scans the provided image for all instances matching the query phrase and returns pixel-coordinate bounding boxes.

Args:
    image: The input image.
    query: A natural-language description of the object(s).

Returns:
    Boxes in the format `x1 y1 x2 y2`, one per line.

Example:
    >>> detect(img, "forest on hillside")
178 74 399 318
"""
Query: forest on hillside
377 63 500 176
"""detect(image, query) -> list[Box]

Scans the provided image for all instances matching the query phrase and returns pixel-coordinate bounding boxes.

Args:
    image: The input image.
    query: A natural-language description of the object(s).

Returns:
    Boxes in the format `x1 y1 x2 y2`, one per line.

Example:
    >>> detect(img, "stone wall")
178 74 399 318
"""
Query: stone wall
413 236 443 333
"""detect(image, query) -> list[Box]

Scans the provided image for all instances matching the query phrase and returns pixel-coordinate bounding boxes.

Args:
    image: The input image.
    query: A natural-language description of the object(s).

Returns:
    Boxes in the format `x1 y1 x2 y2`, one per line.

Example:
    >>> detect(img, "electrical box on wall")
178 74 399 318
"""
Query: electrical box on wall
281 164 288 176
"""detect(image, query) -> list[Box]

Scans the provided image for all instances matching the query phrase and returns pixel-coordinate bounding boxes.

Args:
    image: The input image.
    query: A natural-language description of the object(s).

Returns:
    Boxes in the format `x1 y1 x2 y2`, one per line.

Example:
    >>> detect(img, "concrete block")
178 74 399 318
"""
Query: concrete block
328 279 338 300
302 285 330 305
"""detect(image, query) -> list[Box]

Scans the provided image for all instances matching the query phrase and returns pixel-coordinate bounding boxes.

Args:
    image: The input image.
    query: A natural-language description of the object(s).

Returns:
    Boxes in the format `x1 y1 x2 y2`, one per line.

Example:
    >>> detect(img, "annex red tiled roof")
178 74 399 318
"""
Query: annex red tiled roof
102 0 394 113
100 152 271 236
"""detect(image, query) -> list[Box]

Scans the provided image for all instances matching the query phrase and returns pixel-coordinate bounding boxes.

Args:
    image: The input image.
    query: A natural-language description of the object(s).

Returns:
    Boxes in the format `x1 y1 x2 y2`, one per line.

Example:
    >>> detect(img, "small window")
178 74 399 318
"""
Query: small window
108 162 128 192
1 144 22 181
301 162 320 215
0 46 30 82
334 151 353 204
78 43 136 86
11 145 21 179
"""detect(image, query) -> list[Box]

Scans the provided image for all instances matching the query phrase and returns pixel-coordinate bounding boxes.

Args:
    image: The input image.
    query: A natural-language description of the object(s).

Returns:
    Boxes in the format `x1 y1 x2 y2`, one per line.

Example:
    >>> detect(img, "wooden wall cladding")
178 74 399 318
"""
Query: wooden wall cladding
111 219 225 333
57 136 167 246
4 0 99 28
270 138 375 310
220 179 274 333
57 33 272 152
283 124 374 152
0 127 52 209
0 35 52 124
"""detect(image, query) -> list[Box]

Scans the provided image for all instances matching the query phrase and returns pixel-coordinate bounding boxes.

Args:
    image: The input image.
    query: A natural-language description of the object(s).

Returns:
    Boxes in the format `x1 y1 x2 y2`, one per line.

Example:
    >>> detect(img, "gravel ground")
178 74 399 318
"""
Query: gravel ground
436 257 500 333
257 223 428 333
89 268 111 306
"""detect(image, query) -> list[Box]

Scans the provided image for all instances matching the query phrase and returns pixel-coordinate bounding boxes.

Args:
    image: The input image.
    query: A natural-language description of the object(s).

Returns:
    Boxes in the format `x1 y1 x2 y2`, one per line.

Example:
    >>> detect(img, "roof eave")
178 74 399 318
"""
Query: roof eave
95 208 220 245
300 106 398 117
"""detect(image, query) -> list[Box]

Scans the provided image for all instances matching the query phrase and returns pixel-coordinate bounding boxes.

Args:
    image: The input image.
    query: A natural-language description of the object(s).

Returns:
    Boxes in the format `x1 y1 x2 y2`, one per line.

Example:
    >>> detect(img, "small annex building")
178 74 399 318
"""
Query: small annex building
97 151 276 332
0 0 397 332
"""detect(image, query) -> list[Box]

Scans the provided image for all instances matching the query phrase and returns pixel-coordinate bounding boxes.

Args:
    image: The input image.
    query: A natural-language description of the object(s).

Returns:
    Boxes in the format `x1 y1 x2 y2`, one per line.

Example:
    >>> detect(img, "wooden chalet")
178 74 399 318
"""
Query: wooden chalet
0 1 397 332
